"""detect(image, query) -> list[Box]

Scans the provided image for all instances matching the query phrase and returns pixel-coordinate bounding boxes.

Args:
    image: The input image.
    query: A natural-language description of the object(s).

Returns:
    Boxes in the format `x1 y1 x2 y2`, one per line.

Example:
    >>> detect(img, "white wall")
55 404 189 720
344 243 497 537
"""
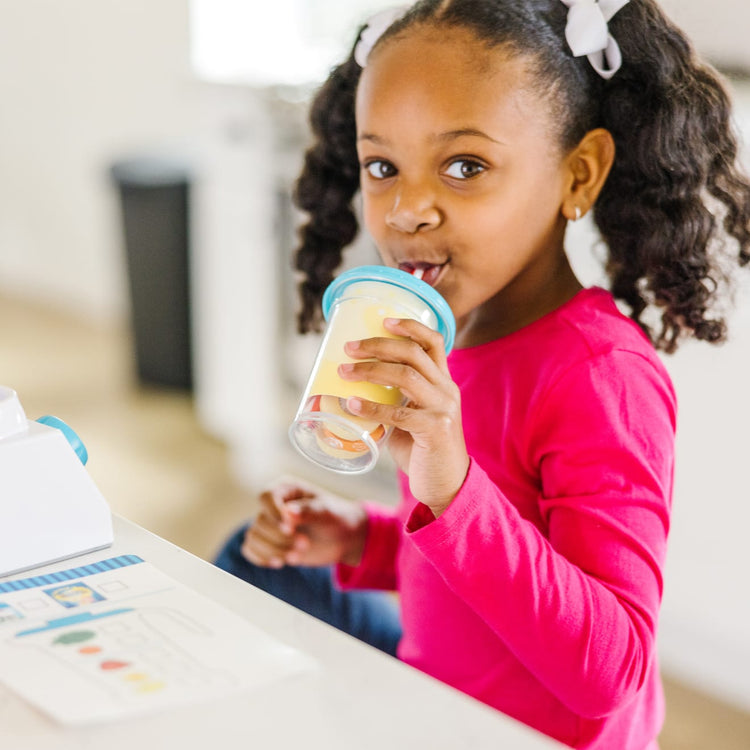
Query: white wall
0 0 201 320
0 0 748 711
659 0 750 71
659 289 750 709
1 0 747 320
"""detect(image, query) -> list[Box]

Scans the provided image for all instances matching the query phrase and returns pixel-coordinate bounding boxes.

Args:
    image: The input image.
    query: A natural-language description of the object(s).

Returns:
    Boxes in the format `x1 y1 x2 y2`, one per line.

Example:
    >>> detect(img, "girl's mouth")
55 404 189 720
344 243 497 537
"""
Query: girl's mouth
398 261 445 287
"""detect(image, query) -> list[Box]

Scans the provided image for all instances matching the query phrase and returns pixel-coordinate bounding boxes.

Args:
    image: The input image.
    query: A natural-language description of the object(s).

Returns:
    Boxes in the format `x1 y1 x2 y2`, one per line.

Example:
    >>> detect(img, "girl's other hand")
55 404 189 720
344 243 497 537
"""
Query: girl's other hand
241 479 368 569
341 318 470 517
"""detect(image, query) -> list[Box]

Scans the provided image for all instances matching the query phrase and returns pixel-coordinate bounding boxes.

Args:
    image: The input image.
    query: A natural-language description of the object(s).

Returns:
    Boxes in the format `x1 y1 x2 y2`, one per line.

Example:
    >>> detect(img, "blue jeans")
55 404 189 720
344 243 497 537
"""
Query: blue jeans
213 525 402 657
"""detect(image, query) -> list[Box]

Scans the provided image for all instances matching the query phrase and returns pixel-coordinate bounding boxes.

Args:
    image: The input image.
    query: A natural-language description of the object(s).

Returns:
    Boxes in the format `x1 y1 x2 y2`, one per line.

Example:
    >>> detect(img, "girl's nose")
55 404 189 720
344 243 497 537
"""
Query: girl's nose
385 185 441 233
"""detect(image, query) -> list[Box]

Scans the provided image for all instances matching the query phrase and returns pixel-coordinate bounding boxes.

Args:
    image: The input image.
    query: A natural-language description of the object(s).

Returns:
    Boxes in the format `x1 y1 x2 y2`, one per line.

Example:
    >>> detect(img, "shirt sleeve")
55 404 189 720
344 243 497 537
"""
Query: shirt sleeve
405 350 676 718
335 502 401 591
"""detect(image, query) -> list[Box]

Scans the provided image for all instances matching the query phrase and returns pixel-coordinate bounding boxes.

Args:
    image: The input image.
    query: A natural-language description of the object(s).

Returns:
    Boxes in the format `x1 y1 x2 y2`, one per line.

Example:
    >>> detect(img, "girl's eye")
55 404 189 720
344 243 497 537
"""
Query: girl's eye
444 159 486 180
363 160 397 179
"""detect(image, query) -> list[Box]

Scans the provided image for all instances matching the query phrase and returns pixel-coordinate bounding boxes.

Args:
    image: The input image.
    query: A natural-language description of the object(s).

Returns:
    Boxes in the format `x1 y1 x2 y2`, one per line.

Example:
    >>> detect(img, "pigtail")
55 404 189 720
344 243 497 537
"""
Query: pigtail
292 49 363 334
594 0 750 352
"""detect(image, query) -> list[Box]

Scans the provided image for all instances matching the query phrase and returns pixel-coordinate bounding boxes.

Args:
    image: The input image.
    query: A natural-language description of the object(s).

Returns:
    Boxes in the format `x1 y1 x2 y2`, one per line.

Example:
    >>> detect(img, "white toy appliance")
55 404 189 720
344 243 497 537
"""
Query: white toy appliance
0 386 113 577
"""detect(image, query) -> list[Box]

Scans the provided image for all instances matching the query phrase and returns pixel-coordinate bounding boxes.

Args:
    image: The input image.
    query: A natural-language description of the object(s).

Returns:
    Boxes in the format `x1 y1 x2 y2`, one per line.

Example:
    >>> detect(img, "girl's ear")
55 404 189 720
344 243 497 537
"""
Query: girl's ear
562 128 615 222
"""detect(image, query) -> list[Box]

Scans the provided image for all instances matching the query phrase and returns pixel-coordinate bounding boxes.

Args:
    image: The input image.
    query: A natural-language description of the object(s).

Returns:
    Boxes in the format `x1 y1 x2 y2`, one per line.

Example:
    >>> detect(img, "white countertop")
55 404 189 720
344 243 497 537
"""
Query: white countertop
0 515 563 750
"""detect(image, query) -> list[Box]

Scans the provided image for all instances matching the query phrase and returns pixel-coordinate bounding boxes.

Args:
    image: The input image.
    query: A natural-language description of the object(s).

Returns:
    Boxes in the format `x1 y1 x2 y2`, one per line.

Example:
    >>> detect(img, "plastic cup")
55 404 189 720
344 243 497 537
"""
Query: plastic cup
289 265 456 474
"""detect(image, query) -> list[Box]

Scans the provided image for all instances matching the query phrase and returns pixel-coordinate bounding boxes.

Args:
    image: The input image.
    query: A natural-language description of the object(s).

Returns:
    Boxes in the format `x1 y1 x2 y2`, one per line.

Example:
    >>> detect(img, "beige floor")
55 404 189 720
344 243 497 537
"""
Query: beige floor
2 293 749 749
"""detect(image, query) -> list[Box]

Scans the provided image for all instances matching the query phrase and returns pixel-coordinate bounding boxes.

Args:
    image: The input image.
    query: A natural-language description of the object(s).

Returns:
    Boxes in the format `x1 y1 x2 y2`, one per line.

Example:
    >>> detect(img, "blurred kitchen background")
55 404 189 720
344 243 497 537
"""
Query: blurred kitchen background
0 1 748 746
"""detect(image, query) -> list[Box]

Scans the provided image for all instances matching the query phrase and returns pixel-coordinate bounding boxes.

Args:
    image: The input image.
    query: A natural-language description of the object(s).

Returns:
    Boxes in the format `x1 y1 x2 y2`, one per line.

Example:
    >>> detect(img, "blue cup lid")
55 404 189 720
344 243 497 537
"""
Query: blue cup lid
321 265 456 353
35 415 89 465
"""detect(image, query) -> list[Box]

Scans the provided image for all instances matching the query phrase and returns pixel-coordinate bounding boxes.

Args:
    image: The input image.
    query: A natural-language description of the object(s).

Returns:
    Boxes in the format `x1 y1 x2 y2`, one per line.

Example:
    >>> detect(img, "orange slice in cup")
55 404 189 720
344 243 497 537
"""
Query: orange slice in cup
308 394 387 454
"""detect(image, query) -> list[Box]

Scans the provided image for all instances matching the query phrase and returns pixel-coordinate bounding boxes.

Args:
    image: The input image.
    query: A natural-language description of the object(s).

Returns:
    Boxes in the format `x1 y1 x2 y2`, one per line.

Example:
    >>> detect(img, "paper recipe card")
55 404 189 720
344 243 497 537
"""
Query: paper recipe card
0 555 316 725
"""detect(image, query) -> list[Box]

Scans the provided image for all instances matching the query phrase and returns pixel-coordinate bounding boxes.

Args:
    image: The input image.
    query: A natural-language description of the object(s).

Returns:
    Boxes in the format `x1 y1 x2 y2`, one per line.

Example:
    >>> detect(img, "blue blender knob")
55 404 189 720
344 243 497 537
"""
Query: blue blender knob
35 415 89 465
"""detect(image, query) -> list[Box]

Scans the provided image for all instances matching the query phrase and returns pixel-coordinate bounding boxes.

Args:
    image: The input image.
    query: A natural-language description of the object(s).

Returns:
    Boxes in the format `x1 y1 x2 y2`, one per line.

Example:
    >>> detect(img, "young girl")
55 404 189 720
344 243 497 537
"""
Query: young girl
214 1 750 747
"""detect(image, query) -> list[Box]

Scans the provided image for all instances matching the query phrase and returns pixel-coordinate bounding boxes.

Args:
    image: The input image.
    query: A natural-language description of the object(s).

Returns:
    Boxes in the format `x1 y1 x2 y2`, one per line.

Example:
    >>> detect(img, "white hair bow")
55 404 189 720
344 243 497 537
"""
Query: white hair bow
354 5 410 67
560 0 630 79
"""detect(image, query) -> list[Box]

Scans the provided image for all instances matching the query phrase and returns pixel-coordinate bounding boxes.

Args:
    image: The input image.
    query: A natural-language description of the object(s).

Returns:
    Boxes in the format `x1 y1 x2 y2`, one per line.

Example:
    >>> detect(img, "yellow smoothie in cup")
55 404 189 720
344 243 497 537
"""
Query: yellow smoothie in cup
289 268 455 474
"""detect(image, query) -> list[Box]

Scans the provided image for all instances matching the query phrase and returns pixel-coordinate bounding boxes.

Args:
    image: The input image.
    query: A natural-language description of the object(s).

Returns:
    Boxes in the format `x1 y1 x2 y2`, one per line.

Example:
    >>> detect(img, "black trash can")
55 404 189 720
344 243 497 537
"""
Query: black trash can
110 156 193 390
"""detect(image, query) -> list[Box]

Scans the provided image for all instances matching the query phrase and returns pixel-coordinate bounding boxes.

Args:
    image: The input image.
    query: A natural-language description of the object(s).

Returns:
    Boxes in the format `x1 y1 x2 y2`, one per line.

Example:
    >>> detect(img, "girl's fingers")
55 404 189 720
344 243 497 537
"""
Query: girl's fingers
339 349 460 407
345 396 422 433
242 509 295 567
263 483 315 510
339 360 435 405
383 317 449 367
338 319 452 407
257 493 292 534
241 541 283 568
242 526 292 568
243 479 349 568
260 484 314 533
344 322 447 379
241 534 285 568
346 376 462 434
257 489 285 522
253 512 293 545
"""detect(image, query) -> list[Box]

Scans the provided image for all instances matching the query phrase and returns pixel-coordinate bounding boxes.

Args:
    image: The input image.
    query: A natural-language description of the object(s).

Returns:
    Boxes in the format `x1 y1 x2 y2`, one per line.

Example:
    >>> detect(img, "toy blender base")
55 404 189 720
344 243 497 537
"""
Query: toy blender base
0 387 113 577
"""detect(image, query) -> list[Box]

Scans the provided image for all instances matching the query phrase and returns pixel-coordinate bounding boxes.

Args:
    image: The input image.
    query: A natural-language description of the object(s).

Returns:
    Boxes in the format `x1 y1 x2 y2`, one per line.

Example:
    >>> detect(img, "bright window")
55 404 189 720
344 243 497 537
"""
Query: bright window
189 0 396 88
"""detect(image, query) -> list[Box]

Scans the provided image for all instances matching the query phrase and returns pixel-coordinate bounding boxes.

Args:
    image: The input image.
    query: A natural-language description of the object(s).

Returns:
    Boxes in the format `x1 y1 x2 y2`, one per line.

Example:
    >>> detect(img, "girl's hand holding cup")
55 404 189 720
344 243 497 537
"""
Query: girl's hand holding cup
340 317 470 518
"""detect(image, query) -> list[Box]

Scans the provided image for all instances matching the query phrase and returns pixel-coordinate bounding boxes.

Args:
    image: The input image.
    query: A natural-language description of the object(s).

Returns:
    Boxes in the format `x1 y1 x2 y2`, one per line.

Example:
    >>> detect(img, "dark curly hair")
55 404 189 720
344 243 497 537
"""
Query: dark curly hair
292 0 750 352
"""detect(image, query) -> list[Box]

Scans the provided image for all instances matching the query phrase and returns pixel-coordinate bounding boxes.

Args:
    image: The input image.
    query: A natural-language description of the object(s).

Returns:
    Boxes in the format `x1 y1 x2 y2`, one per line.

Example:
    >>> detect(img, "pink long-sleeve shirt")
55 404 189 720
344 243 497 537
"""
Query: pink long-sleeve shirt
337 287 676 749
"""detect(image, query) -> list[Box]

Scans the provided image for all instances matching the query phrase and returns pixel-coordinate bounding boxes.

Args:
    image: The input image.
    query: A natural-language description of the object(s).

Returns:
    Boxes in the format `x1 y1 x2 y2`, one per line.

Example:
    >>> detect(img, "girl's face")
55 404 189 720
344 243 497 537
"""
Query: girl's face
356 25 581 346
